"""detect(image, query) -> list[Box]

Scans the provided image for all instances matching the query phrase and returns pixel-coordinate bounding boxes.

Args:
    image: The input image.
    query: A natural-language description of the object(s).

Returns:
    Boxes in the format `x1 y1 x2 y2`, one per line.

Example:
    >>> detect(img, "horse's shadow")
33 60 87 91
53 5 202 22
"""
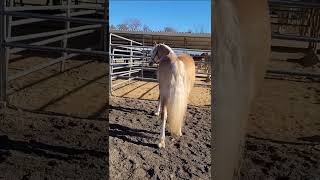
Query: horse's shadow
109 123 158 149
0 135 107 163
109 105 152 115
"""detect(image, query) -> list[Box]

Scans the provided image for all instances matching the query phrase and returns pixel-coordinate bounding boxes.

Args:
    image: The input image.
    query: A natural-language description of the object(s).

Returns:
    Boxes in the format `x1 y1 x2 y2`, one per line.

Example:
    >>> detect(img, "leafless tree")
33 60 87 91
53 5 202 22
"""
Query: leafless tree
125 19 142 31
143 25 152 32
117 23 129 31
164 27 177 33
110 24 117 30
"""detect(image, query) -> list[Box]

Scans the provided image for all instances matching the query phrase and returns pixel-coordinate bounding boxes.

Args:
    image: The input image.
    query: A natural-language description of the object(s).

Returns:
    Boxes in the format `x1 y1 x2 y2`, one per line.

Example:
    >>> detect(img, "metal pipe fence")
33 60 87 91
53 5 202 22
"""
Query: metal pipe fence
269 0 320 51
109 33 212 95
0 0 108 107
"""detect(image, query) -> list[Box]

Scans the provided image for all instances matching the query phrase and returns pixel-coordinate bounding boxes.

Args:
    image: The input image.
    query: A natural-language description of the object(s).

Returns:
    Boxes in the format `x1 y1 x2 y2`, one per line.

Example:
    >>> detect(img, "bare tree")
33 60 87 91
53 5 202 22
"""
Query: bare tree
143 25 152 32
164 27 177 33
117 23 129 31
125 19 142 31
110 24 117 30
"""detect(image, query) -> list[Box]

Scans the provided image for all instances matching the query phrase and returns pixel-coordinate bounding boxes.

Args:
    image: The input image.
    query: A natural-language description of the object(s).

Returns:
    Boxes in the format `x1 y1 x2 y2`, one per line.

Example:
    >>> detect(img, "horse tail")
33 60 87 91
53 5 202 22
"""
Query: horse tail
166 61 189 136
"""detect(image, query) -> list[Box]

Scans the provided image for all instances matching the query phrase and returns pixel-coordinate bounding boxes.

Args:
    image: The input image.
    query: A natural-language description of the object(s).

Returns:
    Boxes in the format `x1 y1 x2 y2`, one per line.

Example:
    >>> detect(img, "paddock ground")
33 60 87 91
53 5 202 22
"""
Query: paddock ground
0 54 108 179
0 39 319 179
110 40 319 179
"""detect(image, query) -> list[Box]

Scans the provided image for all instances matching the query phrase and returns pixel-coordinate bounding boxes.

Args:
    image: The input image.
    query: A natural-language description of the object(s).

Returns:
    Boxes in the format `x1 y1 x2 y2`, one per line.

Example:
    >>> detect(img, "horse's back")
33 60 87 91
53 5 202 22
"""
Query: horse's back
178 54 196 89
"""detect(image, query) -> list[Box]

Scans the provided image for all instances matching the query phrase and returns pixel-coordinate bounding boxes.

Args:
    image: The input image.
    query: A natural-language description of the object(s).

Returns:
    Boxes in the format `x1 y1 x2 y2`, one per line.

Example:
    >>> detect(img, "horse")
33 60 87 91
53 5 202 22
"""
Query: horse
213 0 271 179
149 43 195 148
148 43 170 117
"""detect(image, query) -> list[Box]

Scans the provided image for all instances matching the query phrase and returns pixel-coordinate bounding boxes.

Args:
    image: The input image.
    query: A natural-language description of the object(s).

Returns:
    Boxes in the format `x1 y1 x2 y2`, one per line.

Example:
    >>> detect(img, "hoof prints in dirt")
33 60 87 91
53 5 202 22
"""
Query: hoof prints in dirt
0 108 107 179
241 138 320 179
110 97 211 179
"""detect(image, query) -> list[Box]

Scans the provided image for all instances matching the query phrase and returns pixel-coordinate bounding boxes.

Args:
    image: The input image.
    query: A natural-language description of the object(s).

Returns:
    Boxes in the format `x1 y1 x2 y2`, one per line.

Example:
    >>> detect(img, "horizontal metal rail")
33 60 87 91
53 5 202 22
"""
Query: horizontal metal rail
269 0 320 8
110 33 142 45
131 67 157 71
5 4 103 11
113 49 144 54
110 62 149 66
111 69 141 76
4 11 108 25
272 34 320 43
113 58 143 61
4 42 109 56
110 54 148 58
112 65 141 70
72 0 105 5
8 24 101 42
110 43 212 53
11 29 96 54
12 10 97 26
267 69 320 78
8 48 91 81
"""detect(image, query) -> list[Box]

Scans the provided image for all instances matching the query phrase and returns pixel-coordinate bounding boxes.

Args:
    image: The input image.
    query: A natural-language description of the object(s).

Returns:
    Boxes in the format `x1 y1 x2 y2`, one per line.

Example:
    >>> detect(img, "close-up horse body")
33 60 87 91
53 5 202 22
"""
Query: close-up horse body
214 0 271 179
150 43 196 148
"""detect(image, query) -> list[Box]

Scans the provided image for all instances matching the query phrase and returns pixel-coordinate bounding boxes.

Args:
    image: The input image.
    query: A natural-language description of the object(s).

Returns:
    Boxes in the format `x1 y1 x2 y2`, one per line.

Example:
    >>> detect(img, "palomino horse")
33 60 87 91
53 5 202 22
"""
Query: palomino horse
149 43 195 148
213 0 271 179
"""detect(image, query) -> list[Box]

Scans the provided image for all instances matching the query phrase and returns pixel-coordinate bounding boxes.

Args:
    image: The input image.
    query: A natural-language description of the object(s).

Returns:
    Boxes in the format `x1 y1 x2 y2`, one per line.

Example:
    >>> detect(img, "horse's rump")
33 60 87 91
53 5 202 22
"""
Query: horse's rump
158 55 195 136
178 54 196 95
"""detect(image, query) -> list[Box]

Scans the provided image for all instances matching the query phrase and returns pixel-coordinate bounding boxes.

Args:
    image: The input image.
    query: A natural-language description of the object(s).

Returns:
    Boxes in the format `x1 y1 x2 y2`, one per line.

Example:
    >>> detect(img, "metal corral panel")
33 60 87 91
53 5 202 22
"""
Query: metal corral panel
109 30 212 50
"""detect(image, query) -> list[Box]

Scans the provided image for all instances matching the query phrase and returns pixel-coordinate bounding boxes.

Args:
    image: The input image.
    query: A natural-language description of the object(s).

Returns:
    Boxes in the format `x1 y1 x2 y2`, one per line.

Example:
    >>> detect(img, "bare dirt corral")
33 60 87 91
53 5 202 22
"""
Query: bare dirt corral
109 79 211 179
240 41 320 179
1 35 319 180
109 43 320 179
0 54 108 179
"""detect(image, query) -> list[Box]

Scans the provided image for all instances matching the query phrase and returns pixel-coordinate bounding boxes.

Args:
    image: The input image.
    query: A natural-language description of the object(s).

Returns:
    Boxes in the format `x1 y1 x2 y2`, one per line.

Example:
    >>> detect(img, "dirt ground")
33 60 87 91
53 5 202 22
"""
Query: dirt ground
109 41 320 179
109 96 211 180
0 54 108 179
0 35 320 180
240 42 320 179
109 75 211 179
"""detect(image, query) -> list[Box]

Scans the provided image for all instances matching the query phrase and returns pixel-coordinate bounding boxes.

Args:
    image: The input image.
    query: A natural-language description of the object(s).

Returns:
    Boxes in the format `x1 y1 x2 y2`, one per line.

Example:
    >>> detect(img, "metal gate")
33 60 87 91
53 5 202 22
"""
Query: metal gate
109 33 211 95
0 0 108 108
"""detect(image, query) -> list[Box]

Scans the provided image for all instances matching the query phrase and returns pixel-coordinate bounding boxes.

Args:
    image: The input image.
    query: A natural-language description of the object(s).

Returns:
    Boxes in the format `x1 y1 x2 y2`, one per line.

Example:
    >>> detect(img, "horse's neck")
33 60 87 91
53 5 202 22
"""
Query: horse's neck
167 52 177 61
161 44 175 56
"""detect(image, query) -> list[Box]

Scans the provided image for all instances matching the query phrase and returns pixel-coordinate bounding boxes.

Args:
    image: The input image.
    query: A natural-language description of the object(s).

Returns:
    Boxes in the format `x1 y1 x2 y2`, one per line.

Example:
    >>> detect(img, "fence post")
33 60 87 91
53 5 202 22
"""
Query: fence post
109 33 112 95
61 0 71 72
129 41 133 81
0 0 8 108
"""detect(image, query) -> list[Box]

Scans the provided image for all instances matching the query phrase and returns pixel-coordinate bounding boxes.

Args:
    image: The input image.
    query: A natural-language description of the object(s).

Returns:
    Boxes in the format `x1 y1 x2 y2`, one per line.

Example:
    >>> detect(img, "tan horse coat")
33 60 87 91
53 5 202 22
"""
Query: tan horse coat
213 0 271 179
154 47 195 148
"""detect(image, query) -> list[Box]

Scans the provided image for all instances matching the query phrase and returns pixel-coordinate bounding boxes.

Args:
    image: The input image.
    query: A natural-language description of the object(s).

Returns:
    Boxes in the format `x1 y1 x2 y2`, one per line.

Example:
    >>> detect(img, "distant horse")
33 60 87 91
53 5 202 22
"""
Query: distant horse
149 43 195 148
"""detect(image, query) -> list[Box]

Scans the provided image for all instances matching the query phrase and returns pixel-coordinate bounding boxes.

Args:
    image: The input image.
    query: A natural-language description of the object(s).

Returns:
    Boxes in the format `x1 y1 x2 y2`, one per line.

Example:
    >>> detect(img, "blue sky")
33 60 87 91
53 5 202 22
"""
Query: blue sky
109 0 211 33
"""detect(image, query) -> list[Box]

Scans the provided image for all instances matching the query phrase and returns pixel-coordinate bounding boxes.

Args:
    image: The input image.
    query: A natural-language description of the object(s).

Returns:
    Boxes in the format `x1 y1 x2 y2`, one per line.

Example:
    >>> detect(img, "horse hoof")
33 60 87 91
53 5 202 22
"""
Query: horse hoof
158 140 165 148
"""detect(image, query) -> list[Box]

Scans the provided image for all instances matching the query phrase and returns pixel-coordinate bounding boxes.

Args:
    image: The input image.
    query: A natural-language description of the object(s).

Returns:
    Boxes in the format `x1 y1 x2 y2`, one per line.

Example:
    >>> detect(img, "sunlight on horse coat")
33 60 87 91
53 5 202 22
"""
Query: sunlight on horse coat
150 44 195 148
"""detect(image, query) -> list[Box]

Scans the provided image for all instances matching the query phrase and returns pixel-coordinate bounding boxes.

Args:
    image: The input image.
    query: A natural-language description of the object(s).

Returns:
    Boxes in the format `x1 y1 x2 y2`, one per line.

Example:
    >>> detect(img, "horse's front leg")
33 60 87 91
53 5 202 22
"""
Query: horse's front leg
158 105 167 148
154 95 161 116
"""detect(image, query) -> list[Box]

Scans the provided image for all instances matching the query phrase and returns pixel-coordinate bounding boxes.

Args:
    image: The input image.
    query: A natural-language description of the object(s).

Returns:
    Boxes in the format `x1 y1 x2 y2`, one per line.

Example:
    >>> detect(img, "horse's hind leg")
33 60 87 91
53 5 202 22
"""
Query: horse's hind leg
158 104 167 148
154 95 161 116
